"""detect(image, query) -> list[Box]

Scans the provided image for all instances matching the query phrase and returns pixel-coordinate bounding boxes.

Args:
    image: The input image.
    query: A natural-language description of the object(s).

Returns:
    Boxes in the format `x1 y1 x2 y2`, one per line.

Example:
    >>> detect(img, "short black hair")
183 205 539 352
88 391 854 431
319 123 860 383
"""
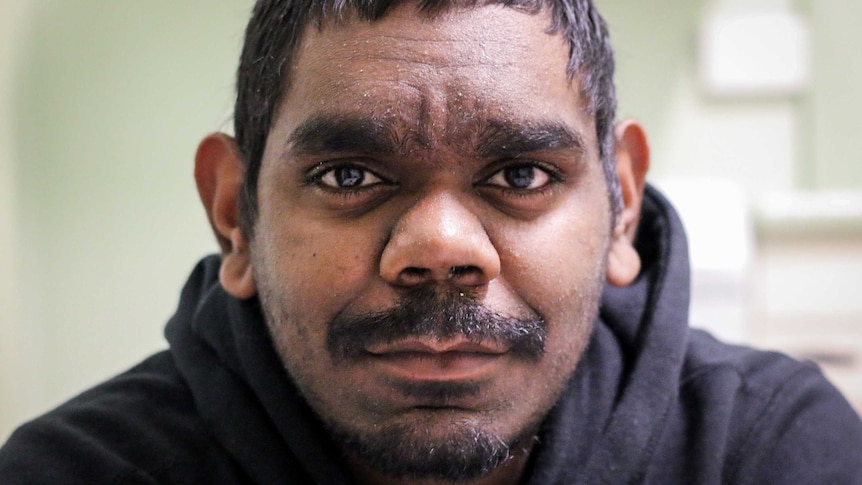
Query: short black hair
234 0 618 238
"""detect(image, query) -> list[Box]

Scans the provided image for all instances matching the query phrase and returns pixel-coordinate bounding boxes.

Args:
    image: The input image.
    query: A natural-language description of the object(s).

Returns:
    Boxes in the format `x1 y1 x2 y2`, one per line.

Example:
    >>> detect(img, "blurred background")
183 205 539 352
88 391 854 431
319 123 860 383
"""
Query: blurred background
1 0 860 440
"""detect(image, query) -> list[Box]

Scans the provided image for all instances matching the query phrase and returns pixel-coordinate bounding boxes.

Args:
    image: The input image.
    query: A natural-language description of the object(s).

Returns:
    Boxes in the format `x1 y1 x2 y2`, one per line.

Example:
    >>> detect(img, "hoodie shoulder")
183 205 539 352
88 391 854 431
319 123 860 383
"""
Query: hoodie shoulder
0 351 249 484
663 329 862 484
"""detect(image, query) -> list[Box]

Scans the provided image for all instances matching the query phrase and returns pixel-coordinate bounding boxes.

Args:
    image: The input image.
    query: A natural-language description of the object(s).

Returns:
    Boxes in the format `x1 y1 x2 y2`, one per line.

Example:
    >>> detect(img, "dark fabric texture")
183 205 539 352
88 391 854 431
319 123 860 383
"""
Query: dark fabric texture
2 186 861 484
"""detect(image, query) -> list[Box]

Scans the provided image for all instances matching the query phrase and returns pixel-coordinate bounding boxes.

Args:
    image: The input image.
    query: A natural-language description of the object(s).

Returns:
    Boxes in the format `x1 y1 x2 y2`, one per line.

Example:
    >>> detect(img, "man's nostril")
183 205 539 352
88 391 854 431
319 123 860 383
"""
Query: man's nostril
448 265 477 279
403 267 431 279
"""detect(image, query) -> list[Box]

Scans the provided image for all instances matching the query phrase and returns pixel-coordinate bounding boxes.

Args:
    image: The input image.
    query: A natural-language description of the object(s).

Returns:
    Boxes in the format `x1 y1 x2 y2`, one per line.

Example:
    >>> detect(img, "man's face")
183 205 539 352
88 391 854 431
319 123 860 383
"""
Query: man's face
251 4 613 481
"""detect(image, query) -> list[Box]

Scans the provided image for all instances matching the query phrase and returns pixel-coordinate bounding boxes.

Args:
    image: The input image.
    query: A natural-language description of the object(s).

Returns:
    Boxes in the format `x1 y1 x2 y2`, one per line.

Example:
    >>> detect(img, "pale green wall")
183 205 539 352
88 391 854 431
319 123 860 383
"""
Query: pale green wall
806 0 862 188
0 0 33 441
600 0 862 189
596 0 702 153
5 0 251 437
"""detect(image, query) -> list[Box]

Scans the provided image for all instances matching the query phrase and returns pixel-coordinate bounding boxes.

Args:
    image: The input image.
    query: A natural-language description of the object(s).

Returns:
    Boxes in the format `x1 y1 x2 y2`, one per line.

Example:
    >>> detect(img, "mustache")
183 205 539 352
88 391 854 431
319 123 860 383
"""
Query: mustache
326 286 546 363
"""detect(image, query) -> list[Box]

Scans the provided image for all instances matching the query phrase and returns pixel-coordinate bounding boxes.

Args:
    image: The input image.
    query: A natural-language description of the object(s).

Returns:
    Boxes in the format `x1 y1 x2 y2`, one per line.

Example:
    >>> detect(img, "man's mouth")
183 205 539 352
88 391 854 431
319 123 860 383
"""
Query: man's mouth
365 338 509 381
326 285 547 363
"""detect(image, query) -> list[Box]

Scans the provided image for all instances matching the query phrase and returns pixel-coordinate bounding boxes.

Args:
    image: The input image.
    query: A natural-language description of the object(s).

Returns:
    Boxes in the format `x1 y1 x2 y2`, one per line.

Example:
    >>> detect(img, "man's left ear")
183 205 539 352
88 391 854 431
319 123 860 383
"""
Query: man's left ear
606 119 650 287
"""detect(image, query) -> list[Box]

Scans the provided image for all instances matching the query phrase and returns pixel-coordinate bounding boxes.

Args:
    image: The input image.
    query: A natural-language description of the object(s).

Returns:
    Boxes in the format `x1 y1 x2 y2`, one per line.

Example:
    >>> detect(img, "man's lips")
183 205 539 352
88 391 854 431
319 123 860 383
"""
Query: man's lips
366 338 509 355
365 338 509 381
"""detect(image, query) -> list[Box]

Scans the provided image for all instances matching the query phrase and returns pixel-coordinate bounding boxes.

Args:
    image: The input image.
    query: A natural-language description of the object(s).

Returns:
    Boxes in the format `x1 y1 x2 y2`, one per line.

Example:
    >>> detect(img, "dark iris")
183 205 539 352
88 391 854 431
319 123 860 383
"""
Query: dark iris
504 166 535 189
336 167 364 187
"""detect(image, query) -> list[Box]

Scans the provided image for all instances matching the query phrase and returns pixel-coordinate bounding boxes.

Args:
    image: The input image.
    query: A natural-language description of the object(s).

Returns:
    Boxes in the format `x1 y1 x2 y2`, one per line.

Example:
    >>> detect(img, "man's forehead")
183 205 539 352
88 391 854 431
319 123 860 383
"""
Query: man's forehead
269 3 596 163
285 5 574 103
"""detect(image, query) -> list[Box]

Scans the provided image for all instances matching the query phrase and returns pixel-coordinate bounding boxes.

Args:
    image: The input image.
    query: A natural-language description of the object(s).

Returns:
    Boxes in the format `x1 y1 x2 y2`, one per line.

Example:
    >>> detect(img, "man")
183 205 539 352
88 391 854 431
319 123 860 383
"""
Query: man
2 0 861 483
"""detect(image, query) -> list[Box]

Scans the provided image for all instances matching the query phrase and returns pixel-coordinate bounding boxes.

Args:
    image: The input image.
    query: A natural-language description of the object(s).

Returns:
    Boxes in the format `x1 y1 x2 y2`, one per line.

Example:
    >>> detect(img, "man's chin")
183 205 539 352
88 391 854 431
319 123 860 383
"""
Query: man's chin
327 415 537 482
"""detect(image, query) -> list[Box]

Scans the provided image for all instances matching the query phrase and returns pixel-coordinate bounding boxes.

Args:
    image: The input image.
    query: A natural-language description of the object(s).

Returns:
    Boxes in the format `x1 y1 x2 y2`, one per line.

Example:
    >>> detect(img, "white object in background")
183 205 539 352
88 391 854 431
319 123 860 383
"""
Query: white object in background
700 6 810 96
654 178 754 344
757 190 862 229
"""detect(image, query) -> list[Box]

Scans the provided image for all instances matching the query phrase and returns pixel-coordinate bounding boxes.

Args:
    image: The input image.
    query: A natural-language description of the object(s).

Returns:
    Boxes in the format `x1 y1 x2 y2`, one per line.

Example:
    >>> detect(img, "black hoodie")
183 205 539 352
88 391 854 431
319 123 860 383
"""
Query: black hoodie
2 186 861 484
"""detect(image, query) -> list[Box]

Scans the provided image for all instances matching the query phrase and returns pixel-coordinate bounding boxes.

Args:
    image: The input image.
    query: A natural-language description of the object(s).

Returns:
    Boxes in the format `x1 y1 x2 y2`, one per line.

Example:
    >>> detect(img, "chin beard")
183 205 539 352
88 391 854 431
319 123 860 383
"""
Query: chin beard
326 416 538 482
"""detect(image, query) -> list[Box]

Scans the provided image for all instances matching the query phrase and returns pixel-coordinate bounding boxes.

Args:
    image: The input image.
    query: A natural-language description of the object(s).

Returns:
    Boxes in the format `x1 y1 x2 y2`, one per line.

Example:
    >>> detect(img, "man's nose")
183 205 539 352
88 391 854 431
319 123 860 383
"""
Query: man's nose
379 192 501 289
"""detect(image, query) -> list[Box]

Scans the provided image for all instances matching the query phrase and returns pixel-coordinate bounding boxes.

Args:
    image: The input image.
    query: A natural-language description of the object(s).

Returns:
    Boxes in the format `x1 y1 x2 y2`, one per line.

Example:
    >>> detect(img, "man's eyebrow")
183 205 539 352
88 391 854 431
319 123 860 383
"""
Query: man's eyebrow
474 120 586 159
283 115 586 161
285 114 398 157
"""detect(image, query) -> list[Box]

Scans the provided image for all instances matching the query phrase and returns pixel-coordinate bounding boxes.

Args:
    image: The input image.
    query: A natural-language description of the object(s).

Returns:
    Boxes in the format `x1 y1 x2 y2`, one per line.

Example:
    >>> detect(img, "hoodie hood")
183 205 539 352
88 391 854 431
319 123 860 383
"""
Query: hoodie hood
165 184 692 484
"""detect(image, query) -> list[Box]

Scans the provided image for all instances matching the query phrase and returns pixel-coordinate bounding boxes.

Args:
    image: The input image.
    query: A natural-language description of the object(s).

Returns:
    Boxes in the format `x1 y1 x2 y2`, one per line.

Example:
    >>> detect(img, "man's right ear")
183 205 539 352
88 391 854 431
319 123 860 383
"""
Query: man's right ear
194 133 257 299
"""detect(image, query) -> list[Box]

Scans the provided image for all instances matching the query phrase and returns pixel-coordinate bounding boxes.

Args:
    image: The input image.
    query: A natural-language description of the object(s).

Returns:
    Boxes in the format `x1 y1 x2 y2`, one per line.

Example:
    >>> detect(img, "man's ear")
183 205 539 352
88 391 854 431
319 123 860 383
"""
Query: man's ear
194 133 257 299
606 119 650 287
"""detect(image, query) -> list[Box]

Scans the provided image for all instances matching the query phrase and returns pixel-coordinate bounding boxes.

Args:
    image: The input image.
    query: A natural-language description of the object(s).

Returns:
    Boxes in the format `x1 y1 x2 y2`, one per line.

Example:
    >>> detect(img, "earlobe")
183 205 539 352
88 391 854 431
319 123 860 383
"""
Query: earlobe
219 233 257 300
606 236 641 287
194 133 257 299
606 119 650 287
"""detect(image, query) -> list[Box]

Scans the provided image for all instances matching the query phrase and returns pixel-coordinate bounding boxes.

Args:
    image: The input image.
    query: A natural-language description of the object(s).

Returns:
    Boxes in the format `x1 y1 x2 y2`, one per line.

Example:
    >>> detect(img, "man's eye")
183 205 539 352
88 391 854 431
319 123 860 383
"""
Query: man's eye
485 165 551 190
318 166 383 189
